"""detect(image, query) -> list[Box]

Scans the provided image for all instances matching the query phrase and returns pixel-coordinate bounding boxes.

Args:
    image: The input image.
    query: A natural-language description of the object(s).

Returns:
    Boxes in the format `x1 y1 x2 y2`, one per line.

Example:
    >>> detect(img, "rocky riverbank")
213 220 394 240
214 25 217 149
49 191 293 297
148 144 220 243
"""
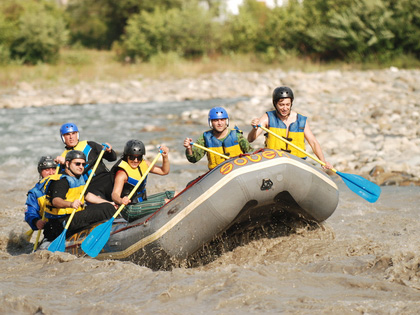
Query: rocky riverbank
1 68 419 185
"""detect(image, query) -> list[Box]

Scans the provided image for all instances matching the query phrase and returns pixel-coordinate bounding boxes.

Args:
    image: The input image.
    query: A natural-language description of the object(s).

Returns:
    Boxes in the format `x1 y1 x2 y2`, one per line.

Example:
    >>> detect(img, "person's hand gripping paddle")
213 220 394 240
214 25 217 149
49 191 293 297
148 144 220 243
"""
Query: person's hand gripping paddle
190 141 229 159
258 125 381 203
48 144 109 253
81 150 162 258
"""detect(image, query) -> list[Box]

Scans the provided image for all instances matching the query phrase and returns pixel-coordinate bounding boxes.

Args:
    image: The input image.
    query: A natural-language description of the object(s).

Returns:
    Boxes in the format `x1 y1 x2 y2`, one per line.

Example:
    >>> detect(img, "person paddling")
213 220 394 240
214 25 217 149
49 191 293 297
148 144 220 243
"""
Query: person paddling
248 86 333 170
24 156 57 232
55 123 116 200
183 107 253 170
110 140 175 222
42 150 115 244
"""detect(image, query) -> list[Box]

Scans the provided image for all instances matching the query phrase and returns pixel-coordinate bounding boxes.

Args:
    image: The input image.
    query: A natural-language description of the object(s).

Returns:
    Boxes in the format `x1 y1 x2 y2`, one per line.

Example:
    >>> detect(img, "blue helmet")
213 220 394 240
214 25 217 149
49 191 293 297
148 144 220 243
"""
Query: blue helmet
60 123 79 143
208 107 229 128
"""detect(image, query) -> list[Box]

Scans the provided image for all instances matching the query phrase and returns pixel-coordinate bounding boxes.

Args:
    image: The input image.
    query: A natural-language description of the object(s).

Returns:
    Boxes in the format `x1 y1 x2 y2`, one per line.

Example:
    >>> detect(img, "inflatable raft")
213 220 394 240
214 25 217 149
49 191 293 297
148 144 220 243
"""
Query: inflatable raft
59 149 339 269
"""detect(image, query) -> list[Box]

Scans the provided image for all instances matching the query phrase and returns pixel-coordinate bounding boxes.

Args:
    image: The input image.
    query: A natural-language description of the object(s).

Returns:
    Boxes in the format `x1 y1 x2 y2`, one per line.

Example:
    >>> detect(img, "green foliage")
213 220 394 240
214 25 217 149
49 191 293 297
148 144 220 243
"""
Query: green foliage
65 0 109 49
256 1 307 55
220 0 270 53
120 3 216 61
389 0 420 58
1 0 419 66
66 0 185 49
119 8 169 61
324 0 395 61
0 0 67 65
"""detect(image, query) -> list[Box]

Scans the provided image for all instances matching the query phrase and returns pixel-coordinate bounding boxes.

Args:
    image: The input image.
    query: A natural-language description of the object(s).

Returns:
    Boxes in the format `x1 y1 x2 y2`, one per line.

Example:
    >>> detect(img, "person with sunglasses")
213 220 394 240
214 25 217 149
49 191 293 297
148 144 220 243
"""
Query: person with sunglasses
42 150 116 242
55 122 117 201
110 140 175 222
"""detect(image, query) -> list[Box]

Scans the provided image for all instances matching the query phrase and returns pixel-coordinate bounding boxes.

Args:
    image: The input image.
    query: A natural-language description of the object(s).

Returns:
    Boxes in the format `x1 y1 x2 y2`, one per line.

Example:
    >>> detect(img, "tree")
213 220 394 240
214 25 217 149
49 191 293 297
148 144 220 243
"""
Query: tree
0 0 67 64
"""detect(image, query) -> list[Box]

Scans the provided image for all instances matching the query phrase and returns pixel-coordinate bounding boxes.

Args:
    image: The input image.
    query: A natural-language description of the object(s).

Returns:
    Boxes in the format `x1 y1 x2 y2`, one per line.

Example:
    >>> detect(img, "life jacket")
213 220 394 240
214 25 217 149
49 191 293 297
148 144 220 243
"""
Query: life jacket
43 173 86 219
27 181 49 216
203 127 244 170
265 110 307 158
113 159 148 203
25 180 50 230
60 140 93 180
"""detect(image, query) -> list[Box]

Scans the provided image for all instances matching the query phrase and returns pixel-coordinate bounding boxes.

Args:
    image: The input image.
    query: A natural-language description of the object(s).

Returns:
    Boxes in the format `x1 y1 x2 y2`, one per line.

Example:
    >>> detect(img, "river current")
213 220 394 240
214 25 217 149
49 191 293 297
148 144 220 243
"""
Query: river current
0 100 419 314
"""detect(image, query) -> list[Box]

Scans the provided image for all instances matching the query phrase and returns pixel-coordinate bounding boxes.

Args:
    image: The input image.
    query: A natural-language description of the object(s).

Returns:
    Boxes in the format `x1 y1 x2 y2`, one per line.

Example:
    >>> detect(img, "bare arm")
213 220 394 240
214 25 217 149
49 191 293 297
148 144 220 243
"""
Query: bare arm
149 145 170 175
85 192 114 205
52 197 81 210
111 170 130 205
183 137 193 156
304 121 333 169
248 113 269 143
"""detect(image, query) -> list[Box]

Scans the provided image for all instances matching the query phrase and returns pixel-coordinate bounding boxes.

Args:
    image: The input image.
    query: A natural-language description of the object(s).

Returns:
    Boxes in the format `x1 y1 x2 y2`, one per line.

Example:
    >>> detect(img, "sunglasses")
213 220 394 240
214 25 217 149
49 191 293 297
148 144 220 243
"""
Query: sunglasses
128 155 142 161
73 162 86 167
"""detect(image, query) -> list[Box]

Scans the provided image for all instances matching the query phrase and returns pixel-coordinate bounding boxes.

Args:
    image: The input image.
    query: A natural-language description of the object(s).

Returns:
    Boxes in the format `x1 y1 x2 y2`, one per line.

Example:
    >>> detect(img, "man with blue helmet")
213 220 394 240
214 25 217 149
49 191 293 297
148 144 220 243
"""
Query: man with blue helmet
55 122 117 201
183 107 253 170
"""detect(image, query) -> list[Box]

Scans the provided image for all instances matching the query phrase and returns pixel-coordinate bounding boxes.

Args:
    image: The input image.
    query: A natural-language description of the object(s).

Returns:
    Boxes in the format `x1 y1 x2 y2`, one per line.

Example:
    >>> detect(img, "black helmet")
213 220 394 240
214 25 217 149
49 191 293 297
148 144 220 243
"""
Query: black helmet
37 156 57 174
65 150 86 162
123 140 146 157
272 86 294 106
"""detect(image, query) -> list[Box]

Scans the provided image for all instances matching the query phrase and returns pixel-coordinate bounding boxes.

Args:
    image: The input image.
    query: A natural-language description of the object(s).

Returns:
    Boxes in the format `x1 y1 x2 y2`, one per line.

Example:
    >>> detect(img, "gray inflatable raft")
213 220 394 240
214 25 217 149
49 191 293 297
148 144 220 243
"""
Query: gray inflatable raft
65 149 339 268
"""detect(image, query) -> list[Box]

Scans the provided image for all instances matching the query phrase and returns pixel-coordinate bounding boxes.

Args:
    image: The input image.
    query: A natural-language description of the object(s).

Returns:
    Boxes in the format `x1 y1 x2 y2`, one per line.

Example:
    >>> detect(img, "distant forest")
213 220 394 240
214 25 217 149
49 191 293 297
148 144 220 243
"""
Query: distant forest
0 0 419 64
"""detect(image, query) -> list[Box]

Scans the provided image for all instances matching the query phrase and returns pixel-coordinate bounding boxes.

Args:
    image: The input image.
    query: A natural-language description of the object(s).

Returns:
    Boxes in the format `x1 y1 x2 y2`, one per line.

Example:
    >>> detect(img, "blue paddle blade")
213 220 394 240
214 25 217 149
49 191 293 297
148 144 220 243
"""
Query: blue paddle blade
81 217 115 258
336 171 381 203
48 229 67 253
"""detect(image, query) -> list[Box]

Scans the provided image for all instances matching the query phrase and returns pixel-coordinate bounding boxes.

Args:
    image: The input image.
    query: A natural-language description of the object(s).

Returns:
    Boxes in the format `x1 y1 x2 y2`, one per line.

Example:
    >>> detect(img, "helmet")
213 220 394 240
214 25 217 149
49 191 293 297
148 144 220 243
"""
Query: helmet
37 156 57 174
208 107 229 128
60 123 79 143
272 86 294 106
65 150 86 162
123 140 146 157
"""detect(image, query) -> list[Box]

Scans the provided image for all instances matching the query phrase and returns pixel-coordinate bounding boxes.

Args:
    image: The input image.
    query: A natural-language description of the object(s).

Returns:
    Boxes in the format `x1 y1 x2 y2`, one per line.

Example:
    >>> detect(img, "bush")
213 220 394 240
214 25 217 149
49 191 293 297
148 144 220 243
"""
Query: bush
120 4 216 61
389 0 420 58
325 0 395 62
0 0 68 64
220 0 270 54
255 1 307 56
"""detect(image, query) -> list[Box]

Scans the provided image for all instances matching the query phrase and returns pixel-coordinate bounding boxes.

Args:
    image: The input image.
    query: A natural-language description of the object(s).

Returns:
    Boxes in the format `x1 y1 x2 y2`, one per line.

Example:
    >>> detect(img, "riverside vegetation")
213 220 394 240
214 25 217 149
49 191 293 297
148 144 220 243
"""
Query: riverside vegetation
0 0 419 66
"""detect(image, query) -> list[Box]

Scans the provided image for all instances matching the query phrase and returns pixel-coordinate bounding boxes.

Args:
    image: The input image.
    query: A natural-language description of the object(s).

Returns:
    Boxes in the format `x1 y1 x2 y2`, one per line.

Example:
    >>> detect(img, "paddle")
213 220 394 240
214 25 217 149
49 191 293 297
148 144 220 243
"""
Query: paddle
48 144 109 253
24 229 34 242
81 150 162 258
258 125 381 203
33 212 46 251
190 142 229 159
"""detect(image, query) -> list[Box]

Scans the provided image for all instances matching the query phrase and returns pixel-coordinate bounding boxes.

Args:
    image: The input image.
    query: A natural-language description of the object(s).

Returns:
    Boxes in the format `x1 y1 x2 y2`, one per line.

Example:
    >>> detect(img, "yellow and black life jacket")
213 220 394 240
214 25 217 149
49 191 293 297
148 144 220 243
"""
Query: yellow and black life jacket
43 173 85 218
115 160 149 203
265 110 307 158
60 140 92 180
203 128 243 170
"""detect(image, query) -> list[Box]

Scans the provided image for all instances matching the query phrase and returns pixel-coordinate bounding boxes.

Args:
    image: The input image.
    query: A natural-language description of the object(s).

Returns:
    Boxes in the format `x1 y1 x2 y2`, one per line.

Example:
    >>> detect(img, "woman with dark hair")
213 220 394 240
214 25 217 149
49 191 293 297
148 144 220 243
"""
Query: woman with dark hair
110 140 175 222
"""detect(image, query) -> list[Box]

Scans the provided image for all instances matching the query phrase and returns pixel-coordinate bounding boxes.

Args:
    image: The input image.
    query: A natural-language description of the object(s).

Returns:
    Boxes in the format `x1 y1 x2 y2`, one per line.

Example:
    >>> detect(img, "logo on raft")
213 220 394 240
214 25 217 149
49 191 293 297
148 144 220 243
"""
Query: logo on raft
219 149 287 175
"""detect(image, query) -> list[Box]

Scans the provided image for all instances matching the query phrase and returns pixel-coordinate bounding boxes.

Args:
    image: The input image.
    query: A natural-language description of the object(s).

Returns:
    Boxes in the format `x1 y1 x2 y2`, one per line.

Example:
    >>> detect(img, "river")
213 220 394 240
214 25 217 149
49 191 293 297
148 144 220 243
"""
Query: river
0 100 419 314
